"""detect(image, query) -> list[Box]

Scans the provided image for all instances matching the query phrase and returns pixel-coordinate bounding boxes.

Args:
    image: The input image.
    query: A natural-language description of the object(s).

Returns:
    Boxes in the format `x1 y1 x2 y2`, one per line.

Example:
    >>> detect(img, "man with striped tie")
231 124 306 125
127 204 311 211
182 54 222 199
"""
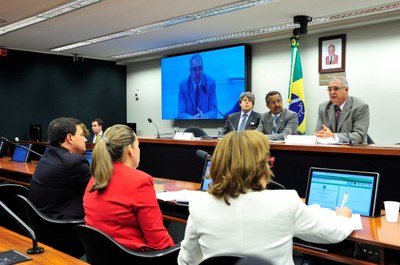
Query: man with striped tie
87 118 104 144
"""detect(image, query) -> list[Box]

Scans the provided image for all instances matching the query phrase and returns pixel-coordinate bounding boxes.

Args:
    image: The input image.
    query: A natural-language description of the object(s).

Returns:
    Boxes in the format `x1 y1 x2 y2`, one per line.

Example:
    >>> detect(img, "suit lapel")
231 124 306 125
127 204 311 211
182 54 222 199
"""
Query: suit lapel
338 97 353 131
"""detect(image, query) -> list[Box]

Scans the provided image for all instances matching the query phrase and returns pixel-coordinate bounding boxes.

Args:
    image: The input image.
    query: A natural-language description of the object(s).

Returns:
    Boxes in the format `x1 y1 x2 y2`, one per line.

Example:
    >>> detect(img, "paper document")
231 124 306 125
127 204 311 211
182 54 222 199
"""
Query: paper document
156 189 203 203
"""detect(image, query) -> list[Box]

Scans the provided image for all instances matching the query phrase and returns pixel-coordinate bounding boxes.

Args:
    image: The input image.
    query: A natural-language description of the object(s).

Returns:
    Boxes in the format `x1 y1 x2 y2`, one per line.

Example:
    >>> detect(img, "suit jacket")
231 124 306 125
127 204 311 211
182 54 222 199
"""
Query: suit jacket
86 132 103 143
178 73 217 119
325 54 339 65
224 110 261 133
256 108 298 141
29 146 91 219
84 163 174 251
315 96 369 144
178 190 354 265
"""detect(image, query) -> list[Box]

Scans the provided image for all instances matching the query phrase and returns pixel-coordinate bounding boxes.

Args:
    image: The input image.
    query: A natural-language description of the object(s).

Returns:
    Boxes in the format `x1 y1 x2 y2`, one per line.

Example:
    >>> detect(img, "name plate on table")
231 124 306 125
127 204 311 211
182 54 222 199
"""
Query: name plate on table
285 135 317 145
173 132 195 140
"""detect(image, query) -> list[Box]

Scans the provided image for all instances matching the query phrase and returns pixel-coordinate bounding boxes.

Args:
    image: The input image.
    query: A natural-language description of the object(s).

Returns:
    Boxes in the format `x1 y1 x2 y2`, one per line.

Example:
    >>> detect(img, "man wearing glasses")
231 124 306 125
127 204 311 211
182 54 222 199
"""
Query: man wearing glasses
256 91 298 141
178 54 217 119
315 77 369 144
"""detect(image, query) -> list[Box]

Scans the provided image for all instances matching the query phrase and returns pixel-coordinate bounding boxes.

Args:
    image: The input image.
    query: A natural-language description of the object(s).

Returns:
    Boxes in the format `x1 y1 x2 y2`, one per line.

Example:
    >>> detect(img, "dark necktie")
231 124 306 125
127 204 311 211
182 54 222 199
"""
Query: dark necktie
195 85 200 108
238 114 247 131
334 106 341 132
329 57 333 64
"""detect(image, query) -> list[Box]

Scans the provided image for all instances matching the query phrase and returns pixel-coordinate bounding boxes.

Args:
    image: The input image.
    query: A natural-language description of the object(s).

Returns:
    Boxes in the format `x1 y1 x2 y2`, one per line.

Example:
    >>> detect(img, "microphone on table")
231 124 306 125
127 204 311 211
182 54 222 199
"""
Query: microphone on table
196 149 211 160
147 118 160 138
0 201 44 254
0 136 43 158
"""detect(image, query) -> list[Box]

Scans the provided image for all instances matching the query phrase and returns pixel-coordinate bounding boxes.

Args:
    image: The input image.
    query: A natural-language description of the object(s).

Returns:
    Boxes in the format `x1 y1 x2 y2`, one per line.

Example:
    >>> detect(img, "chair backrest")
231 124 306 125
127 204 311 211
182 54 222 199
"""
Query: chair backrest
0 184 29 234
184 126 208 137
15 194 85 258
367 134 374 144
73 224 180 265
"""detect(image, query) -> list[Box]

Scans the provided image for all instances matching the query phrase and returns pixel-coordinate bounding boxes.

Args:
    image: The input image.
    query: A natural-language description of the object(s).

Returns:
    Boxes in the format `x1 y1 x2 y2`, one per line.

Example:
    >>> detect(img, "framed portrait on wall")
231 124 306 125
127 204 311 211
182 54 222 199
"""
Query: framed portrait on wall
319 34 346 73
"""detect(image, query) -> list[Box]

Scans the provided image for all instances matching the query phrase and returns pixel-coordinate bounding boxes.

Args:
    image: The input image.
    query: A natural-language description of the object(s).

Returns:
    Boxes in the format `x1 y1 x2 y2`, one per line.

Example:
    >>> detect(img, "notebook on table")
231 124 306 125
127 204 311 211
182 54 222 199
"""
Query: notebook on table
294 167 380 252
11 144 32 163
305 167 380 217
200 157 212 191
85 150 93 165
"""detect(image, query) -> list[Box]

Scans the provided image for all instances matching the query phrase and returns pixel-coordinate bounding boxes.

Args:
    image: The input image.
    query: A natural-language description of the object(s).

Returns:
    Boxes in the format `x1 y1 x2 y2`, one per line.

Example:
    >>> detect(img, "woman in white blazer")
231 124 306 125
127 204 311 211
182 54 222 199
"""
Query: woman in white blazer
178 130 354 265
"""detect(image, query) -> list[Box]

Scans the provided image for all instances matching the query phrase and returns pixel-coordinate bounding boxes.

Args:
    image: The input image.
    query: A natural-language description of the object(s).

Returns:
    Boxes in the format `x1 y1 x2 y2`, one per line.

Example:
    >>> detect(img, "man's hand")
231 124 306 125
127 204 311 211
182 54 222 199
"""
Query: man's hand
314 124 334 138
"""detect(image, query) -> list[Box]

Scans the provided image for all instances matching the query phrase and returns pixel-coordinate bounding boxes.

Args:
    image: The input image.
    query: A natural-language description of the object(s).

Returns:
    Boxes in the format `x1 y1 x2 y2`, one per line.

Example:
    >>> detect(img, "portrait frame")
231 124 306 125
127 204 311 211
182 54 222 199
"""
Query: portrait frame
318 34 346 73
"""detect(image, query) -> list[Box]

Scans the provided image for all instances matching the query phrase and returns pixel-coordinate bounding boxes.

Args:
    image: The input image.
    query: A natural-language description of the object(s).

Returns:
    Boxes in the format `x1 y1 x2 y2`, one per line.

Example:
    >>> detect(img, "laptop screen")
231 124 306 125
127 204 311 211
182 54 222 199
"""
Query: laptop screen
11 144 32 163
85 150 93 165
305 167 380 217
200 158 212 191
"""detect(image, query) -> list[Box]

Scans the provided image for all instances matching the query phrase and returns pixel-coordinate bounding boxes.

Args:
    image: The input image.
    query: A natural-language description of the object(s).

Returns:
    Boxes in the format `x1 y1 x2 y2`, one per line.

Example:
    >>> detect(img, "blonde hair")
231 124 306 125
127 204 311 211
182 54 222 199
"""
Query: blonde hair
209 130 272 205
89 124 135 192
80 123 90 137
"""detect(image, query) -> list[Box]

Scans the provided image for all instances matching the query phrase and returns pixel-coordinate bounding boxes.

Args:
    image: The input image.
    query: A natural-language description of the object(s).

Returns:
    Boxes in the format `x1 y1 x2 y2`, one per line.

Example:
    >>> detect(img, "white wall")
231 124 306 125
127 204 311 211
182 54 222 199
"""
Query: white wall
127 20 400 144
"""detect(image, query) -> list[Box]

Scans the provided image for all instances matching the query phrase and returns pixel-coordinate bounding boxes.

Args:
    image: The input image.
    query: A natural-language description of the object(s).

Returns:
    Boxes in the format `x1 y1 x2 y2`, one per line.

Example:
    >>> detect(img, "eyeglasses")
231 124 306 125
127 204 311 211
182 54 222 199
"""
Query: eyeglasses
327 86 344 92
268 156 275 168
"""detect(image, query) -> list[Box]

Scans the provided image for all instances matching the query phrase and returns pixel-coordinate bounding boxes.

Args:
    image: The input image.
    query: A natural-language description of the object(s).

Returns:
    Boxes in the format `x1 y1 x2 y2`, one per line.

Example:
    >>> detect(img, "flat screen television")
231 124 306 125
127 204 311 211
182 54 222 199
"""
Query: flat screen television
161 44 251 120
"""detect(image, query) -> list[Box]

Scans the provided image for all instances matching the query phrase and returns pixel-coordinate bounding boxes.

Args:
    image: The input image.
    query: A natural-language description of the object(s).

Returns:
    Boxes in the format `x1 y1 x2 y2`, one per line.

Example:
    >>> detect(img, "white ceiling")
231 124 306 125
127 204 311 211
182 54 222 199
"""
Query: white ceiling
1 0 399 63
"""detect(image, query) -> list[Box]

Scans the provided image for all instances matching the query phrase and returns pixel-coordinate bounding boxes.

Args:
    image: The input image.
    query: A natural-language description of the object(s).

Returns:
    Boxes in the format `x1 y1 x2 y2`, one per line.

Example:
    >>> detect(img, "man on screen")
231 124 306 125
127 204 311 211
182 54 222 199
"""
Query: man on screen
177 54 217 119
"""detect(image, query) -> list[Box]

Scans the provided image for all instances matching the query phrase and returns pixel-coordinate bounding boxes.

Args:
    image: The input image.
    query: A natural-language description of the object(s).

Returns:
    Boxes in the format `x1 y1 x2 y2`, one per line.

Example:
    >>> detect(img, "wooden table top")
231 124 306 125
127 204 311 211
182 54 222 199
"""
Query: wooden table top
0 226 88 265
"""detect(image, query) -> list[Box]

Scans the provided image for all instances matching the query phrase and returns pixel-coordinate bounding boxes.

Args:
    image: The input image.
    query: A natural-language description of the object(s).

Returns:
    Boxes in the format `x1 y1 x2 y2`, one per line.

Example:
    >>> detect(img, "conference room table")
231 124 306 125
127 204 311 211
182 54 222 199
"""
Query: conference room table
2 139 400 264
0 226 88 265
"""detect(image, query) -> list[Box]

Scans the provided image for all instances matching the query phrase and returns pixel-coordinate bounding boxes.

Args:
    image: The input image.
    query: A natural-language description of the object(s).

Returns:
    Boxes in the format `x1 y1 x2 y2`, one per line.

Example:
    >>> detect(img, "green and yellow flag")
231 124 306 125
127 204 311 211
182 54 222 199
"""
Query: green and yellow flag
288 36 306 134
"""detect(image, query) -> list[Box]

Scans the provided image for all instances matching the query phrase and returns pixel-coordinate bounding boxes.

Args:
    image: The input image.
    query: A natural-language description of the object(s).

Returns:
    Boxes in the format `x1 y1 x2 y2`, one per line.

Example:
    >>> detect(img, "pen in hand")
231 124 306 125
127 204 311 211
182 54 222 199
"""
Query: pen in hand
340 192 348 208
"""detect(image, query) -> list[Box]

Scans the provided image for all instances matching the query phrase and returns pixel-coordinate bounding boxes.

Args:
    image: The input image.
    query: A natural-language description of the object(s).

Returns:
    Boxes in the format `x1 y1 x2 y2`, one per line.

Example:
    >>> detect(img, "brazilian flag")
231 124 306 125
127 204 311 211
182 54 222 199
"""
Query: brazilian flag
288 36 306 134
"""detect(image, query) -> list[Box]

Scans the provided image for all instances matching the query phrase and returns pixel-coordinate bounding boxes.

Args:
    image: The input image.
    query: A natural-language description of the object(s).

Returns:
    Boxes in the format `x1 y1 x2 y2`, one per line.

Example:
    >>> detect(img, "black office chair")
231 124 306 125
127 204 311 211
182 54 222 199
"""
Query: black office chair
0 184 29 234
184 126 208 137
73 224 181 265
15 195 85 258
199 253 273 265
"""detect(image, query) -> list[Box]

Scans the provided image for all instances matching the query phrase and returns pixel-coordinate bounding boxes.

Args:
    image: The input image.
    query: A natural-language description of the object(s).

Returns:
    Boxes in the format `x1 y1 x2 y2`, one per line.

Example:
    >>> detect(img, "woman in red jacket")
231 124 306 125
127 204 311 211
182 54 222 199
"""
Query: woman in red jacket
83 124 174 251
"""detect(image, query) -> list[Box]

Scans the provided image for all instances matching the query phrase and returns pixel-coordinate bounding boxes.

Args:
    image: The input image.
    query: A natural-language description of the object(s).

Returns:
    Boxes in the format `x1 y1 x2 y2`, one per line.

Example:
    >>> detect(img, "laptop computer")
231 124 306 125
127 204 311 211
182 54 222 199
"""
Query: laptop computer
305 167 380 217
11 144 32 163
200 157 212 191
85 150 93 165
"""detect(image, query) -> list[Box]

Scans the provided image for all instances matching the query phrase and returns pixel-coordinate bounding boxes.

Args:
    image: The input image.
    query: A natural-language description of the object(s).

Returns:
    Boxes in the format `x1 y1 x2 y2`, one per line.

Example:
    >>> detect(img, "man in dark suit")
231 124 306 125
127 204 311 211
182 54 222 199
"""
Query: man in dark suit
178 54 217 119
224 92 261 133
256 91 298 141
29 117 91 219
315 77 369 144
86 118 104 143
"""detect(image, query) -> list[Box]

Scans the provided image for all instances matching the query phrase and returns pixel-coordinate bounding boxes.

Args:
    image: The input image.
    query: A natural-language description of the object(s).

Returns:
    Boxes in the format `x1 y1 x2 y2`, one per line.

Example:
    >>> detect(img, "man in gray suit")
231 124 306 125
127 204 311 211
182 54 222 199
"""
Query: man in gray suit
256 91 298 141
224 92 261 133
315 77 369 144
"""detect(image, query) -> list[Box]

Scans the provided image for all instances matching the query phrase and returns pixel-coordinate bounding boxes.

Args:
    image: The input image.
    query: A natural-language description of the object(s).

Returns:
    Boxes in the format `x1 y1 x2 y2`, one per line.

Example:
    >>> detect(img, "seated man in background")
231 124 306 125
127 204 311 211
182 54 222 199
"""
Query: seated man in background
224 92 261 133
314 77 369 144
29 117 91 219
256 91 298 141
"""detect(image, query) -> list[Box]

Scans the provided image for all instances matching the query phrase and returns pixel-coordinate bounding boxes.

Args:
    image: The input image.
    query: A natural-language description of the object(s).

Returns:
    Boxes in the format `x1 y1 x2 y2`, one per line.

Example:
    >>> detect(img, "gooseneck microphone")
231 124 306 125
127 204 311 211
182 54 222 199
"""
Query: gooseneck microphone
0 201 44 254
217 110 235 132
0 136 43 158
343 129 353 146
196 149 211 160
147 118 160 138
